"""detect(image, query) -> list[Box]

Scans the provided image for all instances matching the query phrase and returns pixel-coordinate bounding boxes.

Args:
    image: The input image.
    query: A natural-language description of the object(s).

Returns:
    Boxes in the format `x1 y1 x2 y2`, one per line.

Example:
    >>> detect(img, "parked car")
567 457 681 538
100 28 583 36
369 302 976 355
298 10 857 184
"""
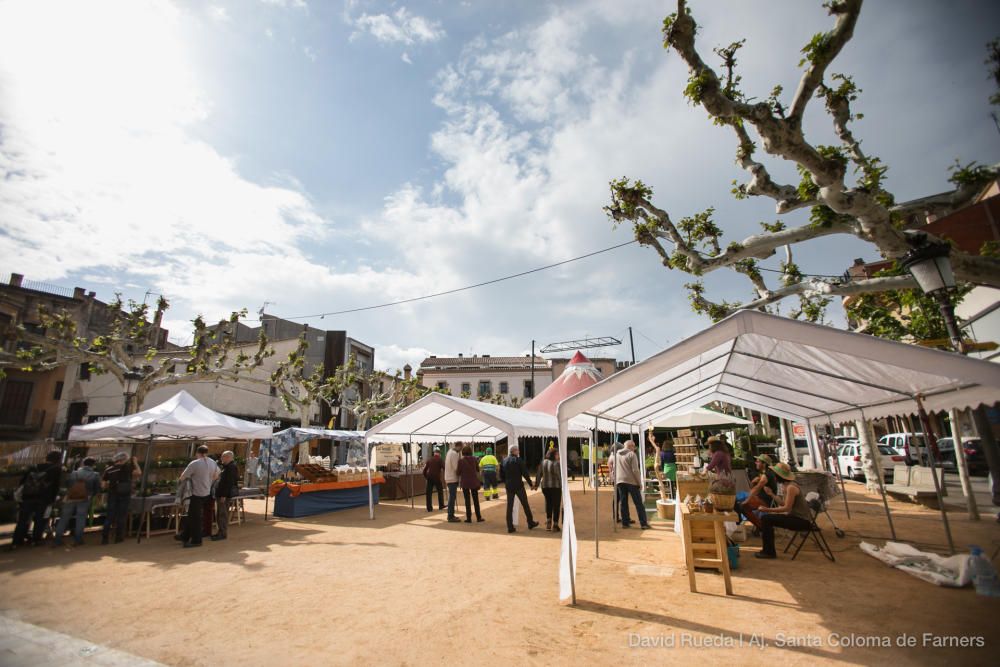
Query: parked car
834 435 859 446
835 443 903 482
935 437 987 475
878 433 926 465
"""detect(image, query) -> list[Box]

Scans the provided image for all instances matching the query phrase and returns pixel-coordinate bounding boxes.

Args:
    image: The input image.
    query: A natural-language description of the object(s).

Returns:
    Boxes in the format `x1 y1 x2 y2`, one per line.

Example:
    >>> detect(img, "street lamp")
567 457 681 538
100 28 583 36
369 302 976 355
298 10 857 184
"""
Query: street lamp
122 369 143 415
900 233 967 353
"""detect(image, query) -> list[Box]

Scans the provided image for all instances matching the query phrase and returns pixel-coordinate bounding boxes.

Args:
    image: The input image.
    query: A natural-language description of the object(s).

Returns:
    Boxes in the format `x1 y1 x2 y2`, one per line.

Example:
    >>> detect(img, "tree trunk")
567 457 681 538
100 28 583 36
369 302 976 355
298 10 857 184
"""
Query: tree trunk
855 419 882 493
971 405 1000 507
950 408 979 520
297 404 310 465
779 419 796 468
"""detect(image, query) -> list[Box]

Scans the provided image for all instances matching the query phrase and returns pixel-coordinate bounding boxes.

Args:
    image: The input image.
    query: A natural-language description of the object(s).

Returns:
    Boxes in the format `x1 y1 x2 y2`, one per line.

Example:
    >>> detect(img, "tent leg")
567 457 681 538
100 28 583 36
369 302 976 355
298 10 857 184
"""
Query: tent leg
859 413 896 541
136 435 153 544
916 399 955 554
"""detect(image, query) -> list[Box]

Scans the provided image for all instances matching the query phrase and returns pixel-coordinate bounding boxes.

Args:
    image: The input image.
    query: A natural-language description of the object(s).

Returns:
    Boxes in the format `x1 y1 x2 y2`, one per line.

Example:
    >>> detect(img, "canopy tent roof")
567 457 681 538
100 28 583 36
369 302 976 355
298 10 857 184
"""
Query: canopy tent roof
67 390 274 441
552 309 1000 603
522 351 604 416
652 407 754 429
557 309 1000 428
365 392 591 444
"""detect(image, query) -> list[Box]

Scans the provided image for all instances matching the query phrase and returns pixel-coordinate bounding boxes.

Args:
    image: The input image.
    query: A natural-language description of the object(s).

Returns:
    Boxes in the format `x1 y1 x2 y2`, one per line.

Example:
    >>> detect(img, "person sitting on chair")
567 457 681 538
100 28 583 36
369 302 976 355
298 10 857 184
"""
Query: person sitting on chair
755 462 812 559
740 454 777 531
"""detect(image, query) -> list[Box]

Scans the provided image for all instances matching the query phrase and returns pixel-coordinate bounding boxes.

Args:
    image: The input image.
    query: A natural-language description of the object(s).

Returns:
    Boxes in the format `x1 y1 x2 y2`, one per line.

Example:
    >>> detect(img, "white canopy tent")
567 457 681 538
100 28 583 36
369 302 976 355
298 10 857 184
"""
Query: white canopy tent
554 310 1000 603
68 390 273 441
652 407 754 429
364 392 591 519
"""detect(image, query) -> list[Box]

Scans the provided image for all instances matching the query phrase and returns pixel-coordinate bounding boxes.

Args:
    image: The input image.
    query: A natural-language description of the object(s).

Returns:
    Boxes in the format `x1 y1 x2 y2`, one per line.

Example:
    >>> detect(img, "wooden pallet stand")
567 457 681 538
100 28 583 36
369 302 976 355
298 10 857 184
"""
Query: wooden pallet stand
680 503 734 595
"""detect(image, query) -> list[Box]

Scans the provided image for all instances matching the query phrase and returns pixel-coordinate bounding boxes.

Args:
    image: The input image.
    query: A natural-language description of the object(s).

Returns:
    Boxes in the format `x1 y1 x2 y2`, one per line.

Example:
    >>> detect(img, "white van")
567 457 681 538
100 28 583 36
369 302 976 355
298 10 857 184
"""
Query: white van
878 433 926 465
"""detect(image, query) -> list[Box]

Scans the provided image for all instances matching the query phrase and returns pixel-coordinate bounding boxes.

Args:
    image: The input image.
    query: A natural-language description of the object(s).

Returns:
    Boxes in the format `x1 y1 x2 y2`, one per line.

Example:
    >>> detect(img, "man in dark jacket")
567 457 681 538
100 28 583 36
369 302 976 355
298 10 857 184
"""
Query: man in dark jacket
212 450 240 541
11 450 62 548
101 452 141 545
501 445 539 533
422 448 445 512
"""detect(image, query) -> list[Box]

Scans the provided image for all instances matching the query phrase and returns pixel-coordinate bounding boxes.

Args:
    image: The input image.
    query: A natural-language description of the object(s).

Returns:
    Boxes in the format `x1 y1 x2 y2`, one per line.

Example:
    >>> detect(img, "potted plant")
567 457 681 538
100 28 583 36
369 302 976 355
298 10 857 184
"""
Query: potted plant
709 477 736 511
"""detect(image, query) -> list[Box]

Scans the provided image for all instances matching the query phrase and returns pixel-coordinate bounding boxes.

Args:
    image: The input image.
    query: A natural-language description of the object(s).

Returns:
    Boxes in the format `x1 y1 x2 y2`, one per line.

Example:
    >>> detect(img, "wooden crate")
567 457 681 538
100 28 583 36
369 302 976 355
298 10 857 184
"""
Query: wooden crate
677 476 710 500
295 464 338 483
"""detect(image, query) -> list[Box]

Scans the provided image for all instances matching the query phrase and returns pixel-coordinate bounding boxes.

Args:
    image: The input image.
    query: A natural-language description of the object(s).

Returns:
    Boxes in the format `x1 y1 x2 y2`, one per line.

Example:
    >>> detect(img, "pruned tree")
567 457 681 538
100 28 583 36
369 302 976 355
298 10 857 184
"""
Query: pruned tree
607 0 1000 323
1 295 272 414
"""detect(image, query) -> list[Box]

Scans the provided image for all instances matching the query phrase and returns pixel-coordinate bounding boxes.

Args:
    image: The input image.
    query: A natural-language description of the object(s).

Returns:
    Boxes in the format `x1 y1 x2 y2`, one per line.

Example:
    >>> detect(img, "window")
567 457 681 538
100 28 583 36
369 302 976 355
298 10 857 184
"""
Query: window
78 364 91 381
53 381 64 400
499 382 509 394
436 381 448 391
461 383 471 395
478 380 491 397
523 380 533 398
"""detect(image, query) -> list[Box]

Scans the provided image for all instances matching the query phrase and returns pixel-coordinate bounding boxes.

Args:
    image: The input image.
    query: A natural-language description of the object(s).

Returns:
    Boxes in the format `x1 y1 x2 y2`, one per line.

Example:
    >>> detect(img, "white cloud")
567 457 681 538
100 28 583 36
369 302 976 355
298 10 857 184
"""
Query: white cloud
259 0 307 9
351 7 444 46
303 45 317 61
373 343 432 374
401 52 412 65
265 27 274 39
208 5 229 22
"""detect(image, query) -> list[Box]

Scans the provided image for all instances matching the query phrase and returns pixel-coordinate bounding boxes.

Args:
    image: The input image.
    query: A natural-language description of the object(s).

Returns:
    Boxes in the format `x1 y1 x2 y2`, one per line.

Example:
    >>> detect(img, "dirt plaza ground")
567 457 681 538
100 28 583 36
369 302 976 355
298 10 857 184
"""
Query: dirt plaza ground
1 481 998 666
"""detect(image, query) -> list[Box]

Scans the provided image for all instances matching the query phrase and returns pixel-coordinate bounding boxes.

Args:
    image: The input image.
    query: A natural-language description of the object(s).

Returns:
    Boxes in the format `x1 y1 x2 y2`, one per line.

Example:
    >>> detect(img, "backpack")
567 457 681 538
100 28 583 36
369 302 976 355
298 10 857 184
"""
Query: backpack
21 470 50 501
66 476 88 502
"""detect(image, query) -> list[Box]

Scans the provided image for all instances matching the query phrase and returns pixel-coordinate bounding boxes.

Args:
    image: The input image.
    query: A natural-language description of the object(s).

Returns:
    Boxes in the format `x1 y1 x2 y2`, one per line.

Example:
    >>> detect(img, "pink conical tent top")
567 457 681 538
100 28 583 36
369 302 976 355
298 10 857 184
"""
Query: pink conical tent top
521 351 604 415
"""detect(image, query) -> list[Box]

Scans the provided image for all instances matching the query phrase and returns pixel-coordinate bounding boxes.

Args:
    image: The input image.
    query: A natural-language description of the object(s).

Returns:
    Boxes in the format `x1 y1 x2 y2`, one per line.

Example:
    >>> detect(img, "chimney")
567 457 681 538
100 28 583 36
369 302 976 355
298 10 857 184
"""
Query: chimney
457 353 462 358
10 273 23 287
403 364 412 380
73 287 85 299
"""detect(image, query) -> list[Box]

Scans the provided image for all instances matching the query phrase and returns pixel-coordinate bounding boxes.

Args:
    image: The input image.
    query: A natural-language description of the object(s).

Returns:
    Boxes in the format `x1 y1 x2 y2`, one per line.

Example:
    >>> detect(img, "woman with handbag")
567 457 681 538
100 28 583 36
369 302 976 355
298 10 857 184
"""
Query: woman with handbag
212 451 240 541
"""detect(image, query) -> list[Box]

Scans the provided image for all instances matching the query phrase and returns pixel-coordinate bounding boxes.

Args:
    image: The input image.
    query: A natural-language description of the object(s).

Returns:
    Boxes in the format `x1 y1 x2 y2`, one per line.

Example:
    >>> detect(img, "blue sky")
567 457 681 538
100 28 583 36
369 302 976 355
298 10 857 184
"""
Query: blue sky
1 0 998 372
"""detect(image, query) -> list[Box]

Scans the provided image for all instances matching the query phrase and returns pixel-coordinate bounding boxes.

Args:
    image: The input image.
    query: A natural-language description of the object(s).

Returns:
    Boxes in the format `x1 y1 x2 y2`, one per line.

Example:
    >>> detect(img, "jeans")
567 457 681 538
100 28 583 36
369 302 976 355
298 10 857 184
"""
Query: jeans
54 500 89 544
215 496 230 538
462 487 482 520
760 513 812 556
425 478 444 511
13 500 47 545
181 495 209 545
102 493 129 542
447 482 459 519
505 486 535 531
618 483 648 527
542 487 562 524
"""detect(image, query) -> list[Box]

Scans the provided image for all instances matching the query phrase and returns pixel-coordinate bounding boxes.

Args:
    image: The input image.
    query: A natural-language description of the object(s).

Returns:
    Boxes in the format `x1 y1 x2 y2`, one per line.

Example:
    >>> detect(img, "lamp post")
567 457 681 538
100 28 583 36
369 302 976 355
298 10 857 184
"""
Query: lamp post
900 234 967 353
122 369 143 415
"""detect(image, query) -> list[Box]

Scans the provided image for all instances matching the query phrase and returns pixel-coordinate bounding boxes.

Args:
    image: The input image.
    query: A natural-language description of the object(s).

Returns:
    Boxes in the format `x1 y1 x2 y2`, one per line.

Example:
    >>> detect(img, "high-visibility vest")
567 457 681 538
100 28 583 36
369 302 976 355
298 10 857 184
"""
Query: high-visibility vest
582 444 591 460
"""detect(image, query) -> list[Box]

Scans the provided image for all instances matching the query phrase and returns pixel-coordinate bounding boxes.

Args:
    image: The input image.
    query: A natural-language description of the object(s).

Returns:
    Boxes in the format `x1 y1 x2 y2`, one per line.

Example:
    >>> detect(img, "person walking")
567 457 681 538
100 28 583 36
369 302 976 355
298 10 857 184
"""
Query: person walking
457 445 484 523
501 445 538 533
478 447 500 500
444 442 462 523
534 448 562 531
422 447 445 512
212 451 239 541
53 457 100 547
100 452 141 545
11 450 62 548
613 440 650 529
176 445 219 548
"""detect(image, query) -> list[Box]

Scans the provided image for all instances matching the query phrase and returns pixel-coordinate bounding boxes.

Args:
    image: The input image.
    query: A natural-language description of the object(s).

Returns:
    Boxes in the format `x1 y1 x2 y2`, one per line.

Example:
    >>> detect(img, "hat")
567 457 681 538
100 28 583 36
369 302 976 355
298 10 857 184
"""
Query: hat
485 447 493 455
770 461 795 481
755 453 774 466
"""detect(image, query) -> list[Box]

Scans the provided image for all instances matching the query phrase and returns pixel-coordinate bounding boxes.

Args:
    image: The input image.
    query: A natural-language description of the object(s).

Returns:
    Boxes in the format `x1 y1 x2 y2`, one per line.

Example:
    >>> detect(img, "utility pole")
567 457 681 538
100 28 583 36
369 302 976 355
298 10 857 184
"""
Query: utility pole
627 326 636 365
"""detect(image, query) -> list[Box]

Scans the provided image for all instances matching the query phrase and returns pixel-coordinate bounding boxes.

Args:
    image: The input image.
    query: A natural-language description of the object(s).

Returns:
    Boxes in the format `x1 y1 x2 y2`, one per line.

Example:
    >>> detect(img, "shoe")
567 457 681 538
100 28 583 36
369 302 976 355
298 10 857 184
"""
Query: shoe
754 551 776 559
545 519 552 531
507 527 516 533
464 519 472 523
621 523 631 529
447 517 461 523
640 524 651 530
528 520 539 530
210 535 226 541
183 542 202 549
173 534 185 542
477 518 485 522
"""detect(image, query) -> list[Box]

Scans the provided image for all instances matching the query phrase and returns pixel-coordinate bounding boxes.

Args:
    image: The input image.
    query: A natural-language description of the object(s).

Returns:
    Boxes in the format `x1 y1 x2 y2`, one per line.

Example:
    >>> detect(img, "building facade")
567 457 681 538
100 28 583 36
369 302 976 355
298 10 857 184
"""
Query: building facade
417 354 553 405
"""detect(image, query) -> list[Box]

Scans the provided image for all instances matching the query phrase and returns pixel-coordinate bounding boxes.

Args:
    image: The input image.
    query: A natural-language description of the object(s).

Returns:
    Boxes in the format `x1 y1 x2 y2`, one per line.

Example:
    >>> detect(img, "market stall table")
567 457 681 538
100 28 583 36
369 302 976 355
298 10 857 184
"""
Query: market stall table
380 471 426 500
680 503 735 595
269 477 385 518
128 494 180 539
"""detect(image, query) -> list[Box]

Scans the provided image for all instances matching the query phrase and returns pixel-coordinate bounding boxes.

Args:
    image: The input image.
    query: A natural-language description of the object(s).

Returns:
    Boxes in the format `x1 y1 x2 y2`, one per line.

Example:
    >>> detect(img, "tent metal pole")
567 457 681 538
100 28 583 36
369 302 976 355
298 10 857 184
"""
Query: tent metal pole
264 439 272 522
594 416 599 559
914 397 955 554
136 433 153 544
826 415 851 519
409 435 414 510
366 441 375 520
859 408 896 541
611 421 618 533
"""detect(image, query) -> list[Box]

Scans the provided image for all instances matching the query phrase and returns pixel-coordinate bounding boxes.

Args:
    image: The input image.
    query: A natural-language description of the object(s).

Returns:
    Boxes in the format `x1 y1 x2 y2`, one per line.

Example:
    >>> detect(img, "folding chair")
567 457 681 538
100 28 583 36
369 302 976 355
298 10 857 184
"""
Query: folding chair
783 496 835 562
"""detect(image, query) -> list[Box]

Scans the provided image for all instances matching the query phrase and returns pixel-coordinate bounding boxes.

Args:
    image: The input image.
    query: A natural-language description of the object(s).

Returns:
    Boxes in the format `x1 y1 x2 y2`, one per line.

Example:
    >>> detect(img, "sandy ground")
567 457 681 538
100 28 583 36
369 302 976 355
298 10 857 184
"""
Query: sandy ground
1 481 999 667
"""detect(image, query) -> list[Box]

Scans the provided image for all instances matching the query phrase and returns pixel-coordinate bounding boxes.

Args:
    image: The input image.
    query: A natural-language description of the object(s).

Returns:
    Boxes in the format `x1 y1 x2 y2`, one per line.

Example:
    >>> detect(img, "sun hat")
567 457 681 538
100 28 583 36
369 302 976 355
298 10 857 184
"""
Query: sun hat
770 461 795 481
755 453 774 466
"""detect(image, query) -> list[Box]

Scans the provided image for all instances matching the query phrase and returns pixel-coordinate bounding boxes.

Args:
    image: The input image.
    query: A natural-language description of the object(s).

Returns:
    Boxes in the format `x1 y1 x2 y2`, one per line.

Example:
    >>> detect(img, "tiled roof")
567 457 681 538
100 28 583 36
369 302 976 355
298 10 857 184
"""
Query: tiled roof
420 355 549 371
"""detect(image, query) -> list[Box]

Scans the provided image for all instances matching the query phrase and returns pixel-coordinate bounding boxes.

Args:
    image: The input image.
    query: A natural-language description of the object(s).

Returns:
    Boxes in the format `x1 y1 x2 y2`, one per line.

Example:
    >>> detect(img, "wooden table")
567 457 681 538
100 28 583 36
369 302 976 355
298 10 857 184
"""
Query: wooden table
680 503 734 595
